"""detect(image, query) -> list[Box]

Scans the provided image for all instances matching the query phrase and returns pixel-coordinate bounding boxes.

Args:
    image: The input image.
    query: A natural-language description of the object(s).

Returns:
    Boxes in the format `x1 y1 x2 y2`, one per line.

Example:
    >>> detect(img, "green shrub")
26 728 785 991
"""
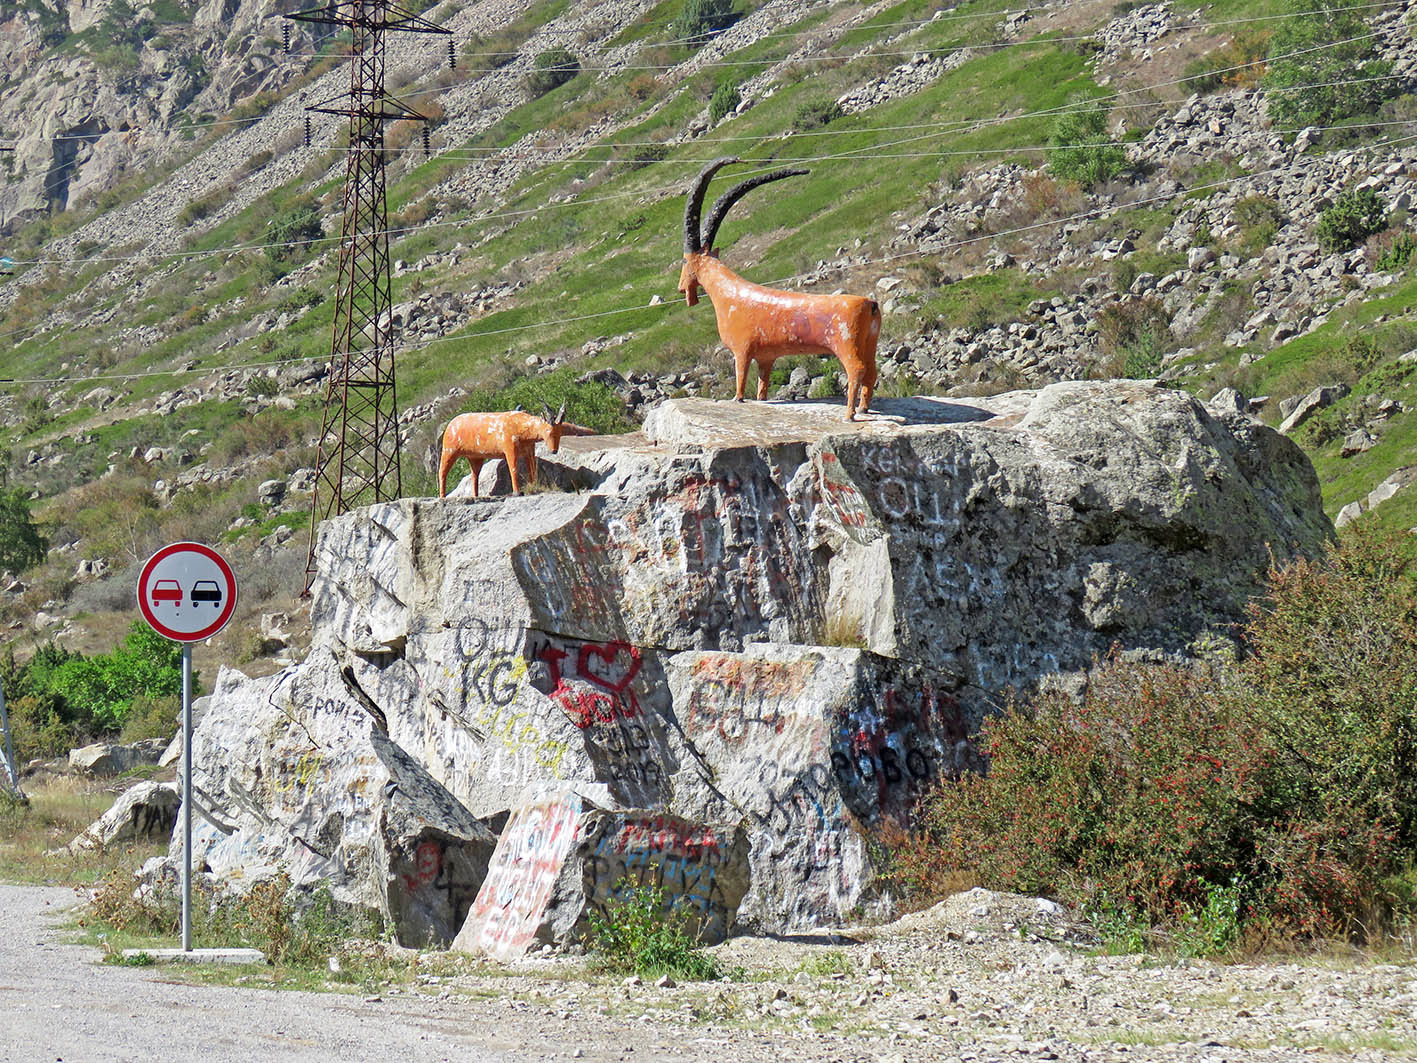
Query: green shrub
1373 229 1417 272
247 375 279 398
45 622 189 732
1262 0 1401 127
523 48 580 97
4 693 76 761
892 527 1417 946
1121 330 1166 379
709 81 741 124
679 0 737 45
810 371 843 398
1239 525 1417 860
86 872 382 966
1231 195 1285 258
176 186 229 228
266 200 324 264
1180 32 1270 94
1098 296 1172 377
1048 100 1129 189
1174 878 1245 957
117 695 179 744
1315 187 1386 253
794 98 843 130
587 881 720 979
619 143 669 170
278 286 325 313
0 485 48 573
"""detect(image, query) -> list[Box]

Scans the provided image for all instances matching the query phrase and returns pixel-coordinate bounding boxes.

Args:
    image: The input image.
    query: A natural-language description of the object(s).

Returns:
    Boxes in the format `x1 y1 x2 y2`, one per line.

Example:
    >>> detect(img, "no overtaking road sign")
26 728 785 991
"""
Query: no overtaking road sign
136 541 239 953
136 542 237 643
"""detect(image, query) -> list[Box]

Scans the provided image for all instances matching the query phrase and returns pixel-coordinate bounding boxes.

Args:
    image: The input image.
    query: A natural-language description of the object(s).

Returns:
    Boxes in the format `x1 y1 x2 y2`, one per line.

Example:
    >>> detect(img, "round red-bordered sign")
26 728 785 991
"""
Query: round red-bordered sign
136 542 238 643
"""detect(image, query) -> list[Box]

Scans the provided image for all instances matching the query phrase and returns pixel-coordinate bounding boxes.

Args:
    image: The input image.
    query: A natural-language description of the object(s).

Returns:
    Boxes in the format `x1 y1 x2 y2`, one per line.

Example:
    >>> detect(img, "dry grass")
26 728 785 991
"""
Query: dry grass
0 775 167 886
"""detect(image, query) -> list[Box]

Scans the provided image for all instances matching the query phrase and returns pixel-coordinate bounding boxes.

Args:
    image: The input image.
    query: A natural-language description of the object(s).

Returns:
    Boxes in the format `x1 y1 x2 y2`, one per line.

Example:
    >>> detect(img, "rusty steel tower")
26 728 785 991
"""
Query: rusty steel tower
287 1 450 594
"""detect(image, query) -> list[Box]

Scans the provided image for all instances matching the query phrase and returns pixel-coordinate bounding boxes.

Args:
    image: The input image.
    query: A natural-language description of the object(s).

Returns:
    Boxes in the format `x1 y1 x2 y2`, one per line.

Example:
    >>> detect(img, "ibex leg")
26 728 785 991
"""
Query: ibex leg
859 370 876 416
733 352 749 402
755 358 773 401
844 376 861 422
438 449 459 498
468 459 484 498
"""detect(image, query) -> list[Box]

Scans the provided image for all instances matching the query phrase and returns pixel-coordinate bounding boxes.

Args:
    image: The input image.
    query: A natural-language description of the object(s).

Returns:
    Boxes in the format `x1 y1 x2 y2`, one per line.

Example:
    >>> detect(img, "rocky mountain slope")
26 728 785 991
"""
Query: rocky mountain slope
1 0 1415 673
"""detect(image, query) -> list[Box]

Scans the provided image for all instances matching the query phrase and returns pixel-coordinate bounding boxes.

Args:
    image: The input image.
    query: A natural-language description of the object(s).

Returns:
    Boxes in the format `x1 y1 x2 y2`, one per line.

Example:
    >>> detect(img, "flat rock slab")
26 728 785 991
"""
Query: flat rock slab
641 394 1015 448
122 947 266 965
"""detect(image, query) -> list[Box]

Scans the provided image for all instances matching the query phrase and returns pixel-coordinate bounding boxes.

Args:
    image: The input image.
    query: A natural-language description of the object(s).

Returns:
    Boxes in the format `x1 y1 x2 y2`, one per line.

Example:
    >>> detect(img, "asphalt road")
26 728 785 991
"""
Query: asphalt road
0 885 565 1063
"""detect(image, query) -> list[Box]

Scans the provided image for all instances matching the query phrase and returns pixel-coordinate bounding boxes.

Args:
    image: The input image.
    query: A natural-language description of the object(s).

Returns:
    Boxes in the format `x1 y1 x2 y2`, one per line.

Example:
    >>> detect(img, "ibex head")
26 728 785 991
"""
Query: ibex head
539 401 569 450
678 157 809 306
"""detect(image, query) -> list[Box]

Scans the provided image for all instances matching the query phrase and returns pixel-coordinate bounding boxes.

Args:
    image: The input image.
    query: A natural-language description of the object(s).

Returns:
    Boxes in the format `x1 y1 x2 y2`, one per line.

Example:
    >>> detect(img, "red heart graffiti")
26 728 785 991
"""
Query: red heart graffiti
577 641 642 694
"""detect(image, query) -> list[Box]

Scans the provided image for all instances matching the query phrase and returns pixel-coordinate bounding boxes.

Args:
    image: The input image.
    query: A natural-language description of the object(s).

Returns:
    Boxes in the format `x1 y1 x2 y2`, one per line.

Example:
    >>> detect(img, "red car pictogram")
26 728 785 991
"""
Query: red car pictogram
151 579 184 608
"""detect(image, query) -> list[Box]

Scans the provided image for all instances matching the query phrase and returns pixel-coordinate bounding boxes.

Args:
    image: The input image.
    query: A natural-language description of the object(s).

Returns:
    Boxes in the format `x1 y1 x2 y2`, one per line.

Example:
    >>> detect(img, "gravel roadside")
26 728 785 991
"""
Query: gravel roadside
1 884 1413 1062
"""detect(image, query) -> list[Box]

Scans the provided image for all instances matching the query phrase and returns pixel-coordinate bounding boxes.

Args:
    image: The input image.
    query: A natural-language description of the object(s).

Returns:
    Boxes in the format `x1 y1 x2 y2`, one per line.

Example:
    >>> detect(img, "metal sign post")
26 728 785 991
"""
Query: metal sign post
136 542 237 953
0 679 23 801
181 642 193 951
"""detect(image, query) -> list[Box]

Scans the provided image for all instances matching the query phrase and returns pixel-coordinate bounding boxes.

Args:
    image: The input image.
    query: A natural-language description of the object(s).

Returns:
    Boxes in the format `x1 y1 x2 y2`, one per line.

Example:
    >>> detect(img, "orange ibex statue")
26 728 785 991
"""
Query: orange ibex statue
679 157 882 421
438 403 591 498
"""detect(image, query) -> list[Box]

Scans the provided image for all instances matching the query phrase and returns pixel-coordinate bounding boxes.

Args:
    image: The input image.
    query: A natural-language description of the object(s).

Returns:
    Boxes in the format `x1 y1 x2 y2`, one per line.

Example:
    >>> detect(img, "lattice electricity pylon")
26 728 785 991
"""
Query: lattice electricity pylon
285 1 450 595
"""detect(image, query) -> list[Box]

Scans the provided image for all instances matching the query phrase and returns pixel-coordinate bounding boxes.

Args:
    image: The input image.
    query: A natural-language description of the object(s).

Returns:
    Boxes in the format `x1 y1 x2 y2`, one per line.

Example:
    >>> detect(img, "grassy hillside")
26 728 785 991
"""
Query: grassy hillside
1 0 1415 747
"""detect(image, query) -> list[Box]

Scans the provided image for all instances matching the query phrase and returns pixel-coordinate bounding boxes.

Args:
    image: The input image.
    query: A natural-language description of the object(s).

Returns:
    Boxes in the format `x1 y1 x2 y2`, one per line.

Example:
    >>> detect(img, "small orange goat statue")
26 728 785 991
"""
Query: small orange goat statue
438 403 589 498
678 157 882 421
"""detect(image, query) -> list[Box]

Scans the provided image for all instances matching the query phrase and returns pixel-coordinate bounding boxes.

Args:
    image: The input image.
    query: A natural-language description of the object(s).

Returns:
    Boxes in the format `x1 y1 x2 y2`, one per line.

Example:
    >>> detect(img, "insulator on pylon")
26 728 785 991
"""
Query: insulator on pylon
304 116 311 148
282 23 290 53
422 126 431 157
448 38 456 70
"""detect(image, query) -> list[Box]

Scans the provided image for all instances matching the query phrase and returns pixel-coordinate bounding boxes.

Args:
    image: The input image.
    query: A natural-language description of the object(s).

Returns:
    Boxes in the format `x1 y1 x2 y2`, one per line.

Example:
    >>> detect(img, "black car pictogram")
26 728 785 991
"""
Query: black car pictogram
190 580 223 607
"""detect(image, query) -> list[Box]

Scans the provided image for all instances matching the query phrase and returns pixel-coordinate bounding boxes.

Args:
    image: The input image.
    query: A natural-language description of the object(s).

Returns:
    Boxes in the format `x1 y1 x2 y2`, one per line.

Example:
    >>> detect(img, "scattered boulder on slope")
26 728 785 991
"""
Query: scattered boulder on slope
158 384 1331 938
68 739 167 778
57 780 180 854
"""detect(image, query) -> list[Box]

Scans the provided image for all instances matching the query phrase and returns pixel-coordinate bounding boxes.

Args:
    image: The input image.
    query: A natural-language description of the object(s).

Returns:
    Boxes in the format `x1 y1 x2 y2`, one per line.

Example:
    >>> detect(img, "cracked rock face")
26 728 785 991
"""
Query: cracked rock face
163 385 1330 938
157 648 497 948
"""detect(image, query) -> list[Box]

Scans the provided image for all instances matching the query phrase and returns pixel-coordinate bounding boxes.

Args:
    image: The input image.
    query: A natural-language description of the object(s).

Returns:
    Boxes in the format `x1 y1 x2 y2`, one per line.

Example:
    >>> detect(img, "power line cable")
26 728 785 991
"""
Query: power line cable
7 57 1407 271
3 129 1413 391
0 21 1409 348
0 0 1405 146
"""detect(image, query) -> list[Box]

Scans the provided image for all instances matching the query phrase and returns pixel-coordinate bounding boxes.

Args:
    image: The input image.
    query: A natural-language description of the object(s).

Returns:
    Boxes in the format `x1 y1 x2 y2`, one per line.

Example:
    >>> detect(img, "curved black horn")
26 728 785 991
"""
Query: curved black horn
684 156 740 254
701 168 809 252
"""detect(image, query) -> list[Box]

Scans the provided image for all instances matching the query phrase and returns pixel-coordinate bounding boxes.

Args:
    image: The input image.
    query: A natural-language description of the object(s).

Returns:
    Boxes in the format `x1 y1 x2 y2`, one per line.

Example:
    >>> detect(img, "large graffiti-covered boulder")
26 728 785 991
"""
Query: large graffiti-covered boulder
161 383 1331 937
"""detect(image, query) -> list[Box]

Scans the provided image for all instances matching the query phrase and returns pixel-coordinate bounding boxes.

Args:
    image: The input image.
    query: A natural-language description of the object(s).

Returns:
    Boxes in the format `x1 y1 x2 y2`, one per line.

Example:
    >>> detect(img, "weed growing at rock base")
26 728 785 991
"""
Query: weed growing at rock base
84 872 383 967
587 882 720 980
